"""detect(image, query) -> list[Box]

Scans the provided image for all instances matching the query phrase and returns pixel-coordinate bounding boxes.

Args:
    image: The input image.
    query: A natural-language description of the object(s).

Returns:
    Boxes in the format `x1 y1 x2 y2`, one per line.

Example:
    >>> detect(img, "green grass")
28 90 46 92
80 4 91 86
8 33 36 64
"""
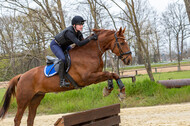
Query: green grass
0 70 190 115
38 83 120 114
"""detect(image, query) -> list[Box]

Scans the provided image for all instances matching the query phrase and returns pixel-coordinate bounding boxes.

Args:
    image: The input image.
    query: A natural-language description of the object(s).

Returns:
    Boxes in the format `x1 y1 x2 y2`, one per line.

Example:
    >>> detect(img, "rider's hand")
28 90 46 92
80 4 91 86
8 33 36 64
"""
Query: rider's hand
89 34 98 40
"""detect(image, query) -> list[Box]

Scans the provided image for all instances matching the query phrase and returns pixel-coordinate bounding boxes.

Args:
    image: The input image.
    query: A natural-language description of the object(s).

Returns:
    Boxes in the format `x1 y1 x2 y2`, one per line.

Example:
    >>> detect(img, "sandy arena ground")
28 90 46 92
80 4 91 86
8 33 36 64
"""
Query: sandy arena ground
122 65 190 76
0 103 190 126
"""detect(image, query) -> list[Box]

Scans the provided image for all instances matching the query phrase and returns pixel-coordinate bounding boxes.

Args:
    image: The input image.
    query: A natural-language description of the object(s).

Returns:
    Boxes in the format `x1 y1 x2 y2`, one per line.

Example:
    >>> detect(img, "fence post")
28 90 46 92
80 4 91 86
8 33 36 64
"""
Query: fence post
155 68 157 73
135 70 138 75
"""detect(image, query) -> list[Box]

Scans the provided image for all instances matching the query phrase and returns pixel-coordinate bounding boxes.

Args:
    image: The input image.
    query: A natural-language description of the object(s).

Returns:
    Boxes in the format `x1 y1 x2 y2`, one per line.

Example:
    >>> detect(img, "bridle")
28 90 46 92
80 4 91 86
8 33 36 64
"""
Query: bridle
112 32 132 61
95 31 131 61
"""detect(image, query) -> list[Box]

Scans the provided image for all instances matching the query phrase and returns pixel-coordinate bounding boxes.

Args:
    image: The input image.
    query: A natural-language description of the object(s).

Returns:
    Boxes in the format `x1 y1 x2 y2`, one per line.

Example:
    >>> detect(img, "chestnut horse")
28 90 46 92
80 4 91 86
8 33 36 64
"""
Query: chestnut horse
0 27 132 126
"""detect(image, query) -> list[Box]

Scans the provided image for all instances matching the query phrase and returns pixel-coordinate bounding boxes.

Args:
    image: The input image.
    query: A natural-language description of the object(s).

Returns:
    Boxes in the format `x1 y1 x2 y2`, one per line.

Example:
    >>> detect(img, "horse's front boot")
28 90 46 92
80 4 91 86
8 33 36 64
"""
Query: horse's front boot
116 78 126 100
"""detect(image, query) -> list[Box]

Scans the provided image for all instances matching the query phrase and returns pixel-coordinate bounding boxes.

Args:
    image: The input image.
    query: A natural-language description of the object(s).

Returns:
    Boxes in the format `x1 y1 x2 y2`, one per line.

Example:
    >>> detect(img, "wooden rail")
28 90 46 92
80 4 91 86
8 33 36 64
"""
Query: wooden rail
119 65 190 76
120 75 136 82
54 104 121 126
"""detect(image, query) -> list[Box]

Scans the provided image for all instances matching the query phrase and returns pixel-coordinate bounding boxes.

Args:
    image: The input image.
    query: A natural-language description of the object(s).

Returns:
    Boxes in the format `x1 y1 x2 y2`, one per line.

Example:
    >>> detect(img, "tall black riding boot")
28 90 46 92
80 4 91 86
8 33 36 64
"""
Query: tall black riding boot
59 61 70 87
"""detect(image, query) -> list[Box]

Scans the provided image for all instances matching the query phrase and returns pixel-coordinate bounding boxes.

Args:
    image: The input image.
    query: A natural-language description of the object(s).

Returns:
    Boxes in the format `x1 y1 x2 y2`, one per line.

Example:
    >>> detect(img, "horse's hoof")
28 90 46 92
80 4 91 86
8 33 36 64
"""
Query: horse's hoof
118 92 126 101
103 87 110 97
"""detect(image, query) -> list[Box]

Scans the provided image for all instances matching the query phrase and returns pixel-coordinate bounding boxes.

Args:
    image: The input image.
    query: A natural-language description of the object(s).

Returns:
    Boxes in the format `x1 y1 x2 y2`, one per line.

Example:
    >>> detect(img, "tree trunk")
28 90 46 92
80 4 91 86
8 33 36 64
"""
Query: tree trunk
168 32 172 62
180 30 184 60
117 57 120 75
128 0 155 81
137 44 144 64
176 34 181 71
56 0 66 29
140 38 155 81
184 0 190 23
87 0 100 29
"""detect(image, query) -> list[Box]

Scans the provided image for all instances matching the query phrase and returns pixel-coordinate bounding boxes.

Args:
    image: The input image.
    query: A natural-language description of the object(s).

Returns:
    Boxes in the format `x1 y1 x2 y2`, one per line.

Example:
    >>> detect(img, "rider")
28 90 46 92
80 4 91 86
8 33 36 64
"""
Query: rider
50 16 98 87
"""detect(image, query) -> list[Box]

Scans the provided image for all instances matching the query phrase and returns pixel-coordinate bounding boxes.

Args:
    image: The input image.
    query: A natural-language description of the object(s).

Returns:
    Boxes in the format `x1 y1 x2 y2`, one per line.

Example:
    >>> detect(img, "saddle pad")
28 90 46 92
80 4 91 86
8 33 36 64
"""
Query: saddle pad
44 64 57 77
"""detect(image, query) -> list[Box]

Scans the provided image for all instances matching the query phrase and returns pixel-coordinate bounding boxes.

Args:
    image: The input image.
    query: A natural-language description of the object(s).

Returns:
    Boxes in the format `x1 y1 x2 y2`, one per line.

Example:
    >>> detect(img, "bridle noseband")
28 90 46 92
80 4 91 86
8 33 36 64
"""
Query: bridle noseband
113 32 132 61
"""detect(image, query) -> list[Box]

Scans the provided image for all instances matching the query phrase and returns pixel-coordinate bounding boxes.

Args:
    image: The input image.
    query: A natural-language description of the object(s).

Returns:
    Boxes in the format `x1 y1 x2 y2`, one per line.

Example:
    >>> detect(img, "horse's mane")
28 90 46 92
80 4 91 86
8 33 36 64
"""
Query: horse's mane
93 28 116 36
72 29 116 50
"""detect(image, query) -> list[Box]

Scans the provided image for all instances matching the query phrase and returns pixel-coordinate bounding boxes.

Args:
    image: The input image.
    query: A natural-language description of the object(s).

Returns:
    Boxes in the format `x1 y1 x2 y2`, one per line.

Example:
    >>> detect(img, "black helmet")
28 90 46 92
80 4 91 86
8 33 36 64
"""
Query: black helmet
72 16 86 25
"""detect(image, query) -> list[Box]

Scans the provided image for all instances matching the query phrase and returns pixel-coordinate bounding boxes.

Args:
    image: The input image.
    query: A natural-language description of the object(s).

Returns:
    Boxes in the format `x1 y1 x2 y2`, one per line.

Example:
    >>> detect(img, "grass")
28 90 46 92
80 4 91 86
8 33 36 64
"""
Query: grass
0 70 190 115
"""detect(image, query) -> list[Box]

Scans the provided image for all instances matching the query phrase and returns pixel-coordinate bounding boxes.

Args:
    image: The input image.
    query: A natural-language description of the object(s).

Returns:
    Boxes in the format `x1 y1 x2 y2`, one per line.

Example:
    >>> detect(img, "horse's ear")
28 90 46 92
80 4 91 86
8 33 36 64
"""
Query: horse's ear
93 29 101 34
118 27 123 35
122 27 126 33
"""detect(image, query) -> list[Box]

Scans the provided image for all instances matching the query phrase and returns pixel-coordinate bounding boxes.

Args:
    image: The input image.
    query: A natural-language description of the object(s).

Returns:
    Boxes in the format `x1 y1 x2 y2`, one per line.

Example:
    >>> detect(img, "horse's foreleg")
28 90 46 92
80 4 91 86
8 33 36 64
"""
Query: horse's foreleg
27 94 45 126
87 72 126 99
88 71 119 83
103 79 114 96
104 74 126 99
115 78 126 100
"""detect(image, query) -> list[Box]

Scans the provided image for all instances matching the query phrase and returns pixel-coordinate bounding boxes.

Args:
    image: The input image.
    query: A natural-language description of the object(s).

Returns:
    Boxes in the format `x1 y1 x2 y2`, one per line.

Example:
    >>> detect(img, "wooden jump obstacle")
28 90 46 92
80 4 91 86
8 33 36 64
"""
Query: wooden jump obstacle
157 79 190 88
54 104 121 126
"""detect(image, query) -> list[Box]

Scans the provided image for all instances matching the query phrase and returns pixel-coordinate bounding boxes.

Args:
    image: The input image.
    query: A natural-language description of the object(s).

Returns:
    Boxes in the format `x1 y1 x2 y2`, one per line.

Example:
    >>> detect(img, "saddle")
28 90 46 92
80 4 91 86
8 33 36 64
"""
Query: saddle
44 51 71 77
44 51 80 88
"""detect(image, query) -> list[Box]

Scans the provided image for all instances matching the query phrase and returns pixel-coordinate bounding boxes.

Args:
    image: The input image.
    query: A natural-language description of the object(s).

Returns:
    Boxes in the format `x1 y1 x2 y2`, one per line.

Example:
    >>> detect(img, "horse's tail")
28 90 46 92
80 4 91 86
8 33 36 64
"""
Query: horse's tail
0 74 21 119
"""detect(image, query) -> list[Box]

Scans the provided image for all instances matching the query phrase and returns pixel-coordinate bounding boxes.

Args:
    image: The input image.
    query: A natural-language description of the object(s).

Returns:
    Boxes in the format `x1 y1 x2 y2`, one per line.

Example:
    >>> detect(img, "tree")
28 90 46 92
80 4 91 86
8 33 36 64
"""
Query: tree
0 0 66 79
112 0 155 81
161 2 190 70
1 0 66 35
87 0 100 29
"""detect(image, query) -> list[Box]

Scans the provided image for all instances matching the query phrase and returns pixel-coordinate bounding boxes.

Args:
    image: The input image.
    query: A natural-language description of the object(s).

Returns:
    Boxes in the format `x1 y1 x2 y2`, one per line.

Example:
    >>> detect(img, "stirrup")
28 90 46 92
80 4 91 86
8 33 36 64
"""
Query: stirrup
60 79 70 87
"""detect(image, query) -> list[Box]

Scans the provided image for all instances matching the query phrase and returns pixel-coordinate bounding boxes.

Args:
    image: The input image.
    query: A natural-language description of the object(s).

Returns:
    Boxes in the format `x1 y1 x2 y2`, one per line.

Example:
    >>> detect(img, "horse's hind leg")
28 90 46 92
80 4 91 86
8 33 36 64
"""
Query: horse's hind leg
14 104 28 126
14 91 34 126
27 93 45 126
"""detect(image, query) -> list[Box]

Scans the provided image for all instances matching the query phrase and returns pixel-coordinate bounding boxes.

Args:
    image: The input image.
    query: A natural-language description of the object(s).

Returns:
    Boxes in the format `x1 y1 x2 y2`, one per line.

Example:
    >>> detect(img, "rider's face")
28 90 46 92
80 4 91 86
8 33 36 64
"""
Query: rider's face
75 24 83 31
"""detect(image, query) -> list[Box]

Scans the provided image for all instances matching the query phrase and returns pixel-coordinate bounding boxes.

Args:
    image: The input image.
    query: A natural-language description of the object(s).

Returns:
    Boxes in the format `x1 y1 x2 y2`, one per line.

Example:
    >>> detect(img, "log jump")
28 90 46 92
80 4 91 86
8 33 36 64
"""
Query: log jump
54 104 121 126
157 79 190 88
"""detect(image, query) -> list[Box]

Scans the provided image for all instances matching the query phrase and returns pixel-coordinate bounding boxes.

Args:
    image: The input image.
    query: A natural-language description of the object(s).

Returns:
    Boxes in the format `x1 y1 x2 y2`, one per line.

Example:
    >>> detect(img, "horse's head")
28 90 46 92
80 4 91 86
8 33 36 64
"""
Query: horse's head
112 27 132 65
94 27 132 65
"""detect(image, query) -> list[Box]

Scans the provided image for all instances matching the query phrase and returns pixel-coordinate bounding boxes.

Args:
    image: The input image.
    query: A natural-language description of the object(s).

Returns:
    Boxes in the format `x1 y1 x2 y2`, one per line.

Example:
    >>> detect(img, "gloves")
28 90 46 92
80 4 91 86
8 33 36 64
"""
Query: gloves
89 34 98 40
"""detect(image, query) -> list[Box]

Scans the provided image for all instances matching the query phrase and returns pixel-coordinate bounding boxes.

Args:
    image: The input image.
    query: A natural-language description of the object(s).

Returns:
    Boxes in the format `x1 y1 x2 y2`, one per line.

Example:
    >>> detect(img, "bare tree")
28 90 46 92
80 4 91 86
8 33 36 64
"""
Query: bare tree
86 0 100 29
0 0 65 79
112 0 155 81
161 2 190 71
1 0 66 35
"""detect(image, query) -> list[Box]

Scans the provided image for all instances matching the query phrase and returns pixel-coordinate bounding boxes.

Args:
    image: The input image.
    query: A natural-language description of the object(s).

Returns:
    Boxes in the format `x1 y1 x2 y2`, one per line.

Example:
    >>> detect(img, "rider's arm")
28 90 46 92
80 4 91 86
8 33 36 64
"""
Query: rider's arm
65 31 90 46
78 31 84 40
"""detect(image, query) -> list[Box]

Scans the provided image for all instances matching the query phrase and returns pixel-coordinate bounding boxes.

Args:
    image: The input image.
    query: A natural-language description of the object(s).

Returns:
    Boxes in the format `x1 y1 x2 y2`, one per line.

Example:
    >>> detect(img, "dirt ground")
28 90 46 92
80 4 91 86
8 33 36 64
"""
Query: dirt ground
122 65 190 76
1 103 190 126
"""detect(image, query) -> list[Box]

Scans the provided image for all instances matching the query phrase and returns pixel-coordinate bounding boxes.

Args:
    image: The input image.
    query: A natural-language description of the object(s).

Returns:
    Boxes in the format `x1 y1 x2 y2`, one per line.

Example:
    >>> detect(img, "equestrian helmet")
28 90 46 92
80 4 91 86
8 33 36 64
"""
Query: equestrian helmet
72 16 86 25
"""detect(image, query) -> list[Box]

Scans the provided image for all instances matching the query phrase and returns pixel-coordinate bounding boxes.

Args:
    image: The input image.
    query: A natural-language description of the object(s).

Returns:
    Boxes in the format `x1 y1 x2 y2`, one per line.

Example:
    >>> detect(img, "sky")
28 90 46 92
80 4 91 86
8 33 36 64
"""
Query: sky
148 0 184 13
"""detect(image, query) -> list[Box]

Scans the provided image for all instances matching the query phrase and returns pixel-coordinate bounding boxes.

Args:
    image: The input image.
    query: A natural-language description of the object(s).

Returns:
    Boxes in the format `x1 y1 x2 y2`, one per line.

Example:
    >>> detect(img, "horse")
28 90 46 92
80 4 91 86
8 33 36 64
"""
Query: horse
0 27 132 126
